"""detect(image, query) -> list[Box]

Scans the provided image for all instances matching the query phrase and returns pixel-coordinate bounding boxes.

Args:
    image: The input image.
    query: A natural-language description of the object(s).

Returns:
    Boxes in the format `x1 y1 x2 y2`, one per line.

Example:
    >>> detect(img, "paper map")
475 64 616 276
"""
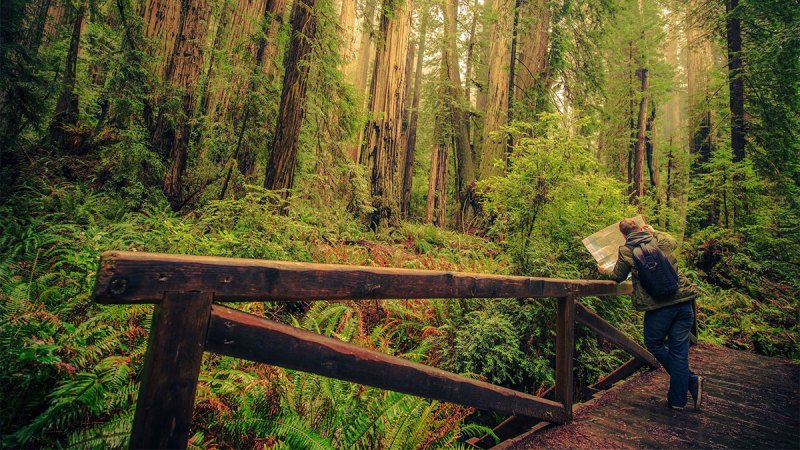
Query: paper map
582 215 644 272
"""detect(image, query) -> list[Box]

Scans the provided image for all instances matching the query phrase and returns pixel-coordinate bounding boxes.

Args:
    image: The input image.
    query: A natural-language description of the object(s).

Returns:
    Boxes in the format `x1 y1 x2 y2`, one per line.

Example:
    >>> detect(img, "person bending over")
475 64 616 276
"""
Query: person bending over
599 218 704 411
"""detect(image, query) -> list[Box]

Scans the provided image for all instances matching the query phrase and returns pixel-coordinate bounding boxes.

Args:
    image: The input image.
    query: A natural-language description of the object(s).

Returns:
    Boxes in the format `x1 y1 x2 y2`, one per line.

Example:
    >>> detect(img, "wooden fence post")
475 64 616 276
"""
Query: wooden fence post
555 294 576 422
129 291 213 450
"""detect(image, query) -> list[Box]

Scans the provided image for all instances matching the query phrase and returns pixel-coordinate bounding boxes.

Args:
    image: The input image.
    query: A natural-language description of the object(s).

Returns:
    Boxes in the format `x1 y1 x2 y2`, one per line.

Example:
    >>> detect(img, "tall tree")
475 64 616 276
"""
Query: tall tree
354 0 377 98
263 0 319 202
204 0 271 121
48 1 86 152
686 5 714 169
516 0 550 114
401 12 427 218
426 110 448 226
220 0 288 199
157 0 212 210
464 0 479 106
360 0 413 228
340 0 358 80
633 68 649 204
479 0 512 179
725 0 745 162
443 0 477 228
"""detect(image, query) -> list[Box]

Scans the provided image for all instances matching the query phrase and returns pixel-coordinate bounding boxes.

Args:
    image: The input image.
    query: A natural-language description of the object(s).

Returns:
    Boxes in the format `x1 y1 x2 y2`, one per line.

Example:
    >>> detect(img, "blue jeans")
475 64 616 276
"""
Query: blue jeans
643 301 695 407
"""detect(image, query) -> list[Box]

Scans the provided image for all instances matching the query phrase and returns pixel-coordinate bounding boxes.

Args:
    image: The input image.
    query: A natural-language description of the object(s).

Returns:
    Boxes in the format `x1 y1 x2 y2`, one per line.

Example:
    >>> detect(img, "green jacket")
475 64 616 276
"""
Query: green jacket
604 230 698 311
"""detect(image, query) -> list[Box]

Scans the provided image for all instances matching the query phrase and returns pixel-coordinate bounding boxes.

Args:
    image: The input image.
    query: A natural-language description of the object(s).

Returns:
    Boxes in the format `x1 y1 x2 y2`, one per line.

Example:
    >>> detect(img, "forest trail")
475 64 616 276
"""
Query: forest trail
506 344 800 449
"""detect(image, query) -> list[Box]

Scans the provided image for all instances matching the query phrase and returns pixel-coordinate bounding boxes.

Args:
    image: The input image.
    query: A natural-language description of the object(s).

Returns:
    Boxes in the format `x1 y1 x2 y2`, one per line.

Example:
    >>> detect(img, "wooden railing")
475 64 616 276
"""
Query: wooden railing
92 251 657 449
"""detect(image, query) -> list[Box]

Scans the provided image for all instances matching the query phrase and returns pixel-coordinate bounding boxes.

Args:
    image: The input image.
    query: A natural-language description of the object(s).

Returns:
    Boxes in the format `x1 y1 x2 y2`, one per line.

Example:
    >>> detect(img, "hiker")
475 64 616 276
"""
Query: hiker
598 218 704 411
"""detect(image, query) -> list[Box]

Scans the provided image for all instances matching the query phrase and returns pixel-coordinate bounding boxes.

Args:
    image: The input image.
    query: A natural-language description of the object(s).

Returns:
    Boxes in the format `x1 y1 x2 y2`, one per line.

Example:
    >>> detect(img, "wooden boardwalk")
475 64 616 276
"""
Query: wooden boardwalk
508 345 800 449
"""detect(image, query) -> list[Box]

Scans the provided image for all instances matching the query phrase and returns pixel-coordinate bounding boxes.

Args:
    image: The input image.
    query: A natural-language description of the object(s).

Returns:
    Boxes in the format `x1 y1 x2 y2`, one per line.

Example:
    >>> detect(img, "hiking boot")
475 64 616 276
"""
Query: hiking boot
689 376 705 411
668 402 685 411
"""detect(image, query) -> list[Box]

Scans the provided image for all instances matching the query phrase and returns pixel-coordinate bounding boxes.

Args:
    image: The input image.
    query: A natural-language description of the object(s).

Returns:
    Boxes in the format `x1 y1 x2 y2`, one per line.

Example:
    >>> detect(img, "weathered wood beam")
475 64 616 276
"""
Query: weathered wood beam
205 304 567 423
575 302 660 368
129 292 213 450
590 357 646 391
466 387 554 448
93 251 632 304
555 295 576 422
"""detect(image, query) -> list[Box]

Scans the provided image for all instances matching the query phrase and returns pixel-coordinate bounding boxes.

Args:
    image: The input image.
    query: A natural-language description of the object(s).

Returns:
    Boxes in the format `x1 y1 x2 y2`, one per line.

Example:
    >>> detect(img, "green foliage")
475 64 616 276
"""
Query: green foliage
481 113 633 277
454 309 535 386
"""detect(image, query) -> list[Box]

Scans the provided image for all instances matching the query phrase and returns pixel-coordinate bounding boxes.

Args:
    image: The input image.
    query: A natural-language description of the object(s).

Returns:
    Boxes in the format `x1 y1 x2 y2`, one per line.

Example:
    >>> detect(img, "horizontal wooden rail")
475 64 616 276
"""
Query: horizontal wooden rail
206 304 566 422
93 251 632 304
91 251 646 449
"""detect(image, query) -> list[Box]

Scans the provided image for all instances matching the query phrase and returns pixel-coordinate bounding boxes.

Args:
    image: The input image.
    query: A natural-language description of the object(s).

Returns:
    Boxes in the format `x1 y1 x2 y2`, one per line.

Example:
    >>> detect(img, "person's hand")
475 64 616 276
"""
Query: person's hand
642 224 655 232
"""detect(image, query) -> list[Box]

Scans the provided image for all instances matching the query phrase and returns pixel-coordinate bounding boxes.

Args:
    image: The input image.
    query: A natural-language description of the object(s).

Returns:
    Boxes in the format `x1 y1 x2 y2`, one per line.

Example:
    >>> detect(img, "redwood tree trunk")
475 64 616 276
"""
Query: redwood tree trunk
516 0 550 114
506 0 520 158
160 0 212 211
354 0 377 99
726 0 745 162
401 13 427 218
686 7 714 171
220 0 287 199
360 0 413 229
464 0 479 105
426 119 448 227
443 0 477 228
339 0 357 79
646 106 658 187
633 68 649 205
479 0 512 179
263 0 319 203
49 1 86 152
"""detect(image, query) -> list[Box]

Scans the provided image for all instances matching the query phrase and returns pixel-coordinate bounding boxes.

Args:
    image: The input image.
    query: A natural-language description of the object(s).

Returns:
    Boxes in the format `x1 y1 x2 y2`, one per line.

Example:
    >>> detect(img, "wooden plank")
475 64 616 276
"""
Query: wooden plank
467 387 554 448
129 291 213 450
589 357 646 391
575 302 660 368
93 251 632 304
204 304 567 423
555 295 576 422
471 357 647 448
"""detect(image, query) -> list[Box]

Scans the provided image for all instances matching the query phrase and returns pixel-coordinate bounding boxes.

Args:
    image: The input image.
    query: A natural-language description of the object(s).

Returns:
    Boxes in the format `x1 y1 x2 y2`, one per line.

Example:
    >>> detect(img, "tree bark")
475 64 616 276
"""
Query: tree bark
506 0 521 158
686 7 714 170
206 0 268 121
479 0 512 179
339 0 357 80
401 13 427 218
196 2 231 133
25 0 53 53
464 0 479 105
360 0 413 229
142 0 183 78
347 0 378 162
443 0 477 229
726 0 745 162
159 0 212 211
354 0 377 99
627 41 635 190
263 0 319 204
426 120 448 227
633 68 649 205
646 106 657 188
49 1 86 152
516 0 550 115
220 0 288 199
402 36 416 130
